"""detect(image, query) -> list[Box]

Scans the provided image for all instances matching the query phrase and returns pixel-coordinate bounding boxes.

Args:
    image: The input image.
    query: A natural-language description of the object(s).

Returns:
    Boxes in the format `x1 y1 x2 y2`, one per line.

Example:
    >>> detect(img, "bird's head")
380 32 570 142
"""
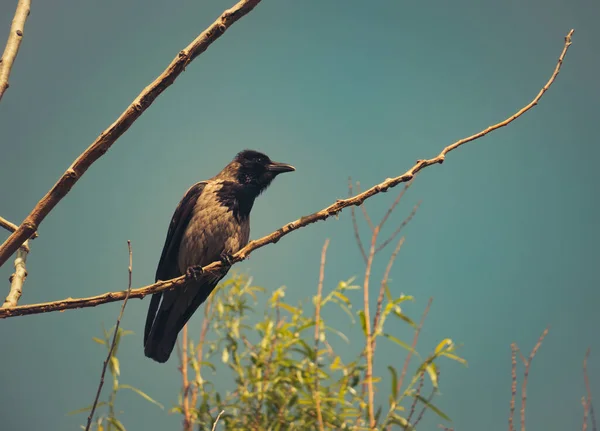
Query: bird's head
230 149 295 192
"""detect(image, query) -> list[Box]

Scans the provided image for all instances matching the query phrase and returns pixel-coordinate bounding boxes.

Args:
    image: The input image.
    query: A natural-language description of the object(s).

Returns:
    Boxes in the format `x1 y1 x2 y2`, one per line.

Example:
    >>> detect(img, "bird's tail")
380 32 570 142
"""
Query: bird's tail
144 282 217 363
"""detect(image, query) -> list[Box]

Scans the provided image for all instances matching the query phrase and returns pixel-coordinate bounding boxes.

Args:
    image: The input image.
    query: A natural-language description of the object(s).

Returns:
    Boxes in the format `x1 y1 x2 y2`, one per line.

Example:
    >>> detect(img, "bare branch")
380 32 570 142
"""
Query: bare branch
0 0 31 102
0 29 576 318
509 343 518 431
0 0 263 267
378 180 414 230
356 181 375 231
584 348 597 431
348 178 368 263
372 236 405 351
397 297 432 395
519 327 549 431
181 324 192 431
375 202 420 254
211 410 225 431
313 239 330 431
85 240 133 431
2 239 28 307
363 227 380 429
0 216 37 239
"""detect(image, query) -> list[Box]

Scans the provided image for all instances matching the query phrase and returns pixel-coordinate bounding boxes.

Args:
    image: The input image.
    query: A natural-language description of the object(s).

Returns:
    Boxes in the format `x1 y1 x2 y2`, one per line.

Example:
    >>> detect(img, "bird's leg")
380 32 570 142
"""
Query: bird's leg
185 265 204 281
219 252 235 268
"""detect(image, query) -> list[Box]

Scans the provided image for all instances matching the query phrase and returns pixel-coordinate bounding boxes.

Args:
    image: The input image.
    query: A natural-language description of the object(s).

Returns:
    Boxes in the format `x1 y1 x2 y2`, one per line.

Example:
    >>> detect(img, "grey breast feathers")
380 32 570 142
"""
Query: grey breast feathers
177 180 250 273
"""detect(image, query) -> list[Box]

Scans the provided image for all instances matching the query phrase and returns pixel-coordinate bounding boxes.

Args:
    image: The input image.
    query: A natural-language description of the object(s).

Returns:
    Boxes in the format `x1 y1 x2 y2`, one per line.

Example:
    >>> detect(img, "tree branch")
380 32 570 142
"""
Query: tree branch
85 240 133 431
0 0 31 102
0 0 263 267
2 238 28 307
0 215 37 239
313 238 329 431
0 29 575 319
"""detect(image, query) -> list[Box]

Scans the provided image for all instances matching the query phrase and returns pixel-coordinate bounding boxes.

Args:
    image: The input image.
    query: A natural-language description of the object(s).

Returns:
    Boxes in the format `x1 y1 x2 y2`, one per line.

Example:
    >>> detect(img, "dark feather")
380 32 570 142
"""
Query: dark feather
143 182 206 352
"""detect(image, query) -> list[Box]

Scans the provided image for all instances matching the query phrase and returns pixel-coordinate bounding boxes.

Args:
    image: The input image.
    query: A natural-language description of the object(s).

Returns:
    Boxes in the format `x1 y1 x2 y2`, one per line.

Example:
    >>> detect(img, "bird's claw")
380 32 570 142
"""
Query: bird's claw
220 252 235 268
186 265 204 281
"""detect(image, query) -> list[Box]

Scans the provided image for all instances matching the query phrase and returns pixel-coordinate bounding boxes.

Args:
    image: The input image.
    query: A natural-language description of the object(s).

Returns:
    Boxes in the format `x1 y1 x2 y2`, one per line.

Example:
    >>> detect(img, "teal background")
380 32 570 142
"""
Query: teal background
1 0 599 430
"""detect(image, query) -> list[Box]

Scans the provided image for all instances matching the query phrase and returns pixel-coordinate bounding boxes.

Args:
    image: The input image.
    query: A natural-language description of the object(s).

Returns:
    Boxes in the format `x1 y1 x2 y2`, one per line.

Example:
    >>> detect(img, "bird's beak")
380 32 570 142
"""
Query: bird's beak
267 161 296 173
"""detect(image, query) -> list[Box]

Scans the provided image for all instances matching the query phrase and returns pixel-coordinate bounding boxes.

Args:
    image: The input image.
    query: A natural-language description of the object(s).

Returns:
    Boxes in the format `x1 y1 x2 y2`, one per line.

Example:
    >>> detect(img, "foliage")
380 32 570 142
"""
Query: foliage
174 273 466 430
69 326 164 431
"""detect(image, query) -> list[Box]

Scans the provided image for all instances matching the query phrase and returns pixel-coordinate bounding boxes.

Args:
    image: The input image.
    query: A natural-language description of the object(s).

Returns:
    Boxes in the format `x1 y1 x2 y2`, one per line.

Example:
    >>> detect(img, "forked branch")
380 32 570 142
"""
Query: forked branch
0 0 263 267
0 29 575 319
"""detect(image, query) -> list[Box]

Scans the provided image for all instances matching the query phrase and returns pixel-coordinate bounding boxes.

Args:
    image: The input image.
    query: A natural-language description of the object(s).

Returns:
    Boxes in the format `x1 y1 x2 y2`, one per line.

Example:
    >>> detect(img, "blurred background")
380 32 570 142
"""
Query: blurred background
0 0 598 430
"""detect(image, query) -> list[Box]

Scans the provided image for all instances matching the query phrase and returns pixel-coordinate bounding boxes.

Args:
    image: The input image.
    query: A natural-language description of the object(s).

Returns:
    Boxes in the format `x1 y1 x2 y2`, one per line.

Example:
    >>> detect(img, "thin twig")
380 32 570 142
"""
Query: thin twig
313 239 330 431
85 241 133 431
0 30 576 315
375 202 420 254
0 0 31 102
378 180 414 230
519 327 549 431
0 0 264 267
372 236 405 350
584 398 590 431
363 228 379 429
181 324 192 431
356 181 375 231
584 348 597 431
348 178 368 263
413 368 441 428
2 239 28 307
509 343 518 431
406 371 426 425
211 410 225 431
396 298 433 395
192 296 213 409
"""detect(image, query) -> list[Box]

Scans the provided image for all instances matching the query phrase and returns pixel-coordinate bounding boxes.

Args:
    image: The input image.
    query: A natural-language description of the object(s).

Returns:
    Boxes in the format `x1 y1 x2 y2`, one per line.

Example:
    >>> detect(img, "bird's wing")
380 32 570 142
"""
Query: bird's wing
143 181 207 347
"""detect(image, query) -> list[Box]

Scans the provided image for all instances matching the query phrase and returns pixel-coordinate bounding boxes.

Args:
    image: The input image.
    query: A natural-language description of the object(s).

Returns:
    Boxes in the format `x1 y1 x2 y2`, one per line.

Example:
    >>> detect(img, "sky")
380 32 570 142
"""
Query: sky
0 0 599 430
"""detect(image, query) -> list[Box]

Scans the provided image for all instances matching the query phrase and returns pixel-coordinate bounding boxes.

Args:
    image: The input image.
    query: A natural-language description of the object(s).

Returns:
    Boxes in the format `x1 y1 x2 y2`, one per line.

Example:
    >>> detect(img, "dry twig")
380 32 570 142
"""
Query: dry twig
2 238 28 307
396 298 433 395
85 241 133 431
348 178 368 263
313 239 330 431
0 0 31 101
509 343 518 431
211 410 225 431
0 216 37 239
517 327 549 431
181 324 193 431
0 29 575 318
584 348 597 431
0 0 263 267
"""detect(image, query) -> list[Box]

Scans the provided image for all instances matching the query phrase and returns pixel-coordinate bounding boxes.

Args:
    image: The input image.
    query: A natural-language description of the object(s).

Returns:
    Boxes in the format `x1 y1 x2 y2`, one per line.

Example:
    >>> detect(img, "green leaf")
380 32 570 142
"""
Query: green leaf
110 356 120 377
66 402 107 416
434 338 452 355
392 310 417 328
222 348 230 364
324 325 349 343
425 363 438 389
119 384 164 409
414 394 451 421
383 333 417 356
92 337 105 345
107 417 126 431
388 366 398 399
358 311 367 336
387 414 414 430
279 303 301 316
442 351 468 366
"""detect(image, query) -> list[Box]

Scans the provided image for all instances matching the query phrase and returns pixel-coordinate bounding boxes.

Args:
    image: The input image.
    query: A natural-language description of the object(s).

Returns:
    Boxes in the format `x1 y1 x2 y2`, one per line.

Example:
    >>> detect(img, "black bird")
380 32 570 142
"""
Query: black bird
144 149 295 363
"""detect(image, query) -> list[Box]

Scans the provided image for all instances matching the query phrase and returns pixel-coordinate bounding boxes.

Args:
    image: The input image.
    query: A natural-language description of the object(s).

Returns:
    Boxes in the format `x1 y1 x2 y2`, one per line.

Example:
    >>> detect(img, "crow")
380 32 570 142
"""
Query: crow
144 149 295 363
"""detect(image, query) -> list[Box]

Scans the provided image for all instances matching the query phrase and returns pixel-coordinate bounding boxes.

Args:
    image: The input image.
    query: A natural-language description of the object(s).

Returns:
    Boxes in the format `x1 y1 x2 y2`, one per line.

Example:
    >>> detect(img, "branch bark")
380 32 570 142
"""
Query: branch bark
2 239 28 307
0 0 263 267
0 0 31 102
0 29 575 319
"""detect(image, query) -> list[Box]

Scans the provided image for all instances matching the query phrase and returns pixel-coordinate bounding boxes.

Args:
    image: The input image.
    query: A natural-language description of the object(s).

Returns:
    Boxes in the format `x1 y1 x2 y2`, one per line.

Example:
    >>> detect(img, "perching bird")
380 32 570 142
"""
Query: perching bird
144 149 295 363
